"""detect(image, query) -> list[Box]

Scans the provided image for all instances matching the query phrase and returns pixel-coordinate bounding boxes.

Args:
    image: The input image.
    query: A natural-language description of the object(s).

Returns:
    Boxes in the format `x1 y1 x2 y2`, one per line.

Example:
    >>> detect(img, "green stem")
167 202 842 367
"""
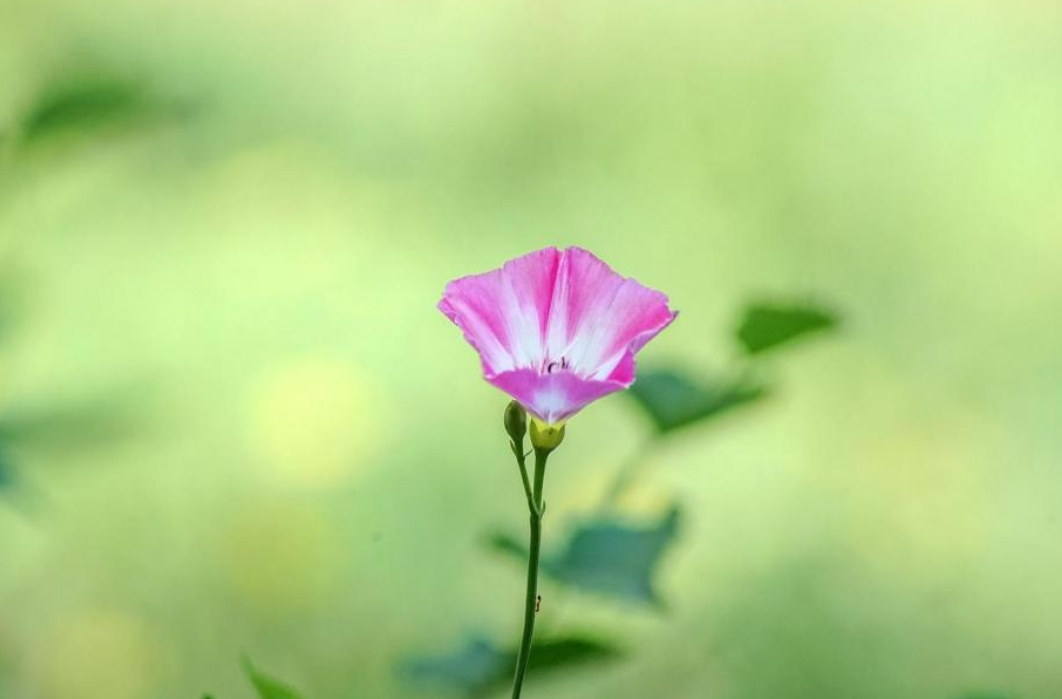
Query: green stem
511 442 535 514
511 447 549 698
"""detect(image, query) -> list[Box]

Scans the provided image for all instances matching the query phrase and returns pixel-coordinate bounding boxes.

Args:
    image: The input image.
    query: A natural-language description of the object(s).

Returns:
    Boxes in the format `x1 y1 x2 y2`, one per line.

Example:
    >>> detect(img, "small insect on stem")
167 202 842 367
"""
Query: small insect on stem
535 595 542 613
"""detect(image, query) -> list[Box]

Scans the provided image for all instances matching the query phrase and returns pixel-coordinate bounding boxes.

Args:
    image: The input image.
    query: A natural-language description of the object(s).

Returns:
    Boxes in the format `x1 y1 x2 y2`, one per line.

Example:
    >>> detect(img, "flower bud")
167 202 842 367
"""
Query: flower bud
529 418 565 452
504 401 527 444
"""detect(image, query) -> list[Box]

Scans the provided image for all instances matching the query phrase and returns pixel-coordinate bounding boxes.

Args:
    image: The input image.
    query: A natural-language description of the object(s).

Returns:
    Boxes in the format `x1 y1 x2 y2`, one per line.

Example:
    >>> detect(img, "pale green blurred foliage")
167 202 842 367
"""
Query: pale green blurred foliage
0 0 1060 697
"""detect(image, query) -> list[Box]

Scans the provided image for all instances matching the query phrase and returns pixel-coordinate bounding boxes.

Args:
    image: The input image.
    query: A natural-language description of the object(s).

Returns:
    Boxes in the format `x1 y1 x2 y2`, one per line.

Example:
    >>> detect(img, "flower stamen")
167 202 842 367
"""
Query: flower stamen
544 357 570 375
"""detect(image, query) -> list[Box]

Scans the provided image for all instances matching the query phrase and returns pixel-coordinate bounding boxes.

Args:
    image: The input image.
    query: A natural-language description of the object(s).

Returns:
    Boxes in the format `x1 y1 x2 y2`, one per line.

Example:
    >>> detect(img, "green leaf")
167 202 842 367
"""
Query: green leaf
544 507 680 605
18 72 192 146
627 368 766 434
736 302 839 355
403 637 507 694
490 507 681 606
523 637 620 675
485 530 525 558
402 635 622 697
0 388 145 453
0 450 11 491
21 77 148 143
0 390 146 497
243 658 304 699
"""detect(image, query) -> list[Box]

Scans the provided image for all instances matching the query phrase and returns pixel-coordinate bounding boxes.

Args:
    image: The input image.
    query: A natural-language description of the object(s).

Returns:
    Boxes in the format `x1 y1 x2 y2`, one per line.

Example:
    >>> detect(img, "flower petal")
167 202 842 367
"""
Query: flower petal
488 369 627 425
546 248 677 379
438 247 561 375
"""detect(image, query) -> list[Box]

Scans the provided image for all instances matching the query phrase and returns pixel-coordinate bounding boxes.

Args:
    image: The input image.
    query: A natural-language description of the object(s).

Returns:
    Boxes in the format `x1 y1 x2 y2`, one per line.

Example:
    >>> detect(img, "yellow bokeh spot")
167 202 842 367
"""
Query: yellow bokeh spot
549 464 612 513
614 483 675 516
221 502 341 612
247 358 388 488
37 609 167 699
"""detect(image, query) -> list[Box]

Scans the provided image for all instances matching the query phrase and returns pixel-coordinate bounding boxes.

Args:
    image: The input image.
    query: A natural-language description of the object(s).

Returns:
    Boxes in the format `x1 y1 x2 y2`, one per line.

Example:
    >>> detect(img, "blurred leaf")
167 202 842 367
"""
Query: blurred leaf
736 302 839 355
243 658 304 699
0 389 146 453
486 530 525 558
18 72 191 146
544 507 680 605
403 637 507 694
0 390 148 501
627 368 766 434
491 507 681 606
403 635 622 697
523 637 621 676
0 450 11 491
21 77 147 143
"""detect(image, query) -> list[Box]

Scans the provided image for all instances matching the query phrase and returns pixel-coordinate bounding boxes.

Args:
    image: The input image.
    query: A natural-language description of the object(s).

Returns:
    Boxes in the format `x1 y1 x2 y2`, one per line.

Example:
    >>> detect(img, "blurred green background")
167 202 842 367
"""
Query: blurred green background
1 0 1060 697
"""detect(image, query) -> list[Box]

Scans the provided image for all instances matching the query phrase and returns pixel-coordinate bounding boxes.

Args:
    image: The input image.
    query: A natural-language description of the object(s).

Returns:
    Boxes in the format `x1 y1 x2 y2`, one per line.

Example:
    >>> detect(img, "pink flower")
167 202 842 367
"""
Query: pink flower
438 247 677 425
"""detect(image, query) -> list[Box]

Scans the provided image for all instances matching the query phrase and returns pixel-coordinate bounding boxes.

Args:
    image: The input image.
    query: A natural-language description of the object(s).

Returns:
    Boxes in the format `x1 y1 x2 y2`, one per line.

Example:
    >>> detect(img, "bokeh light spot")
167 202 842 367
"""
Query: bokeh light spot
221 501 342 612
37 609 166 699
246 358 388 489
